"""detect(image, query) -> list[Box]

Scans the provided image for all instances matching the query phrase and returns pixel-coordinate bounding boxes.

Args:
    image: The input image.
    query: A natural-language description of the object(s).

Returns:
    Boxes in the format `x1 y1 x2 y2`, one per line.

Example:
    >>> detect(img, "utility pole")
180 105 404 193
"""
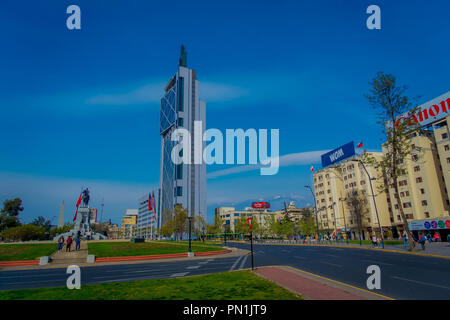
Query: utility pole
304 186 319 238
100 199 104 223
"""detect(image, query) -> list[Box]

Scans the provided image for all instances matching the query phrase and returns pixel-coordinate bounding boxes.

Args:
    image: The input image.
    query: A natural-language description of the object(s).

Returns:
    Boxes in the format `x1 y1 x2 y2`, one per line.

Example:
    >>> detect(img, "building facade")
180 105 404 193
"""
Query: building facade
121 209 138 239
313 152 391 240
137 192 160 239
159 46 206 226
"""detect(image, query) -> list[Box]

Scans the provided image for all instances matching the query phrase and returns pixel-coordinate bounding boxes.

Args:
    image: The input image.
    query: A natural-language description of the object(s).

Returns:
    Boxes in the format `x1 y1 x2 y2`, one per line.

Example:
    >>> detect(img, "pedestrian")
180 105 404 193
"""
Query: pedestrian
372 234 377 248
377 236 382 248
75 236 81 251
426 232 432 243
57 235 65 252
419 233 426 250
66 235 73 252
402 231 409 249
433 233 440 242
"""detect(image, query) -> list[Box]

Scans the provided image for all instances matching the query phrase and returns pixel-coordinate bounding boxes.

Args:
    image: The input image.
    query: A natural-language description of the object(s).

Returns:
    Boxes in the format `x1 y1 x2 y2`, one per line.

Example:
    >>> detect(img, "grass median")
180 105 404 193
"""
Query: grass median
88 241 225 258
0 243 56 261
0 270 302 300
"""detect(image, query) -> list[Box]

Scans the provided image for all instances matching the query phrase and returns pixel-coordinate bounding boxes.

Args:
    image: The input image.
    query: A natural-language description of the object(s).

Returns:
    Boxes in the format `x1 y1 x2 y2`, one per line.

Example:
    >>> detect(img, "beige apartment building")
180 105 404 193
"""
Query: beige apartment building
384 130 450 230
313 152 391 240
215 202 307 236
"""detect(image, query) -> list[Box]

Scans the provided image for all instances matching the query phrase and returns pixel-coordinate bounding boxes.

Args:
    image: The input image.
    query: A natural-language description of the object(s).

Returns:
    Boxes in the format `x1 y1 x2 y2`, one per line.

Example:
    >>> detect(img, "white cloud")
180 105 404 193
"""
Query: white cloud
85 80 247 106
207 150 330 179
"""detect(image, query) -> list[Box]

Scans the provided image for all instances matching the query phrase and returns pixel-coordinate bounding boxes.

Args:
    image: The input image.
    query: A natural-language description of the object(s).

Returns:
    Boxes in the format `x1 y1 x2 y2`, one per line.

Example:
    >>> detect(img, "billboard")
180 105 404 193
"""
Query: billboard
408 218 450 231
321 141 355 168
389 91 450 129
251 202 270 209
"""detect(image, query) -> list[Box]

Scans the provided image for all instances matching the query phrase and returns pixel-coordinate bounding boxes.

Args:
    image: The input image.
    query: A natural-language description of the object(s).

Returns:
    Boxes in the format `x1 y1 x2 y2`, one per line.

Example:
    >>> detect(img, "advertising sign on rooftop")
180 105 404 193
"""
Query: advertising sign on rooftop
321 141 355 168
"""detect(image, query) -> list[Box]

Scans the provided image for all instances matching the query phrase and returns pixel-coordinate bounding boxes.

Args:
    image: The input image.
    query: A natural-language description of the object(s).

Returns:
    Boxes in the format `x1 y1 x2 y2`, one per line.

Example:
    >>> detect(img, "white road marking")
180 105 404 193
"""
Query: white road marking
391 276 450 290
229 255 243 271
325 254 339 258
186 266 200 269
170 272 189 277
293 255 305 259
364 259 394 266
320 261 343 268
239 255 249 269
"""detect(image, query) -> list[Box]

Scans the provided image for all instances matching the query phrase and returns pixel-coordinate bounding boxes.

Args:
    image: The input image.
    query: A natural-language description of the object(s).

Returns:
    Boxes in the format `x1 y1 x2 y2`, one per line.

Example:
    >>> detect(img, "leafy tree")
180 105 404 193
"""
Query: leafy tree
213 214 225 235
297 208 316 236
345 190 369 241
1 224 46 241
234 215 260 235
49 223 73 239
365 71 420 250
31 216 52 231
266 215 279 238
160 205 187 240
0 198 23 233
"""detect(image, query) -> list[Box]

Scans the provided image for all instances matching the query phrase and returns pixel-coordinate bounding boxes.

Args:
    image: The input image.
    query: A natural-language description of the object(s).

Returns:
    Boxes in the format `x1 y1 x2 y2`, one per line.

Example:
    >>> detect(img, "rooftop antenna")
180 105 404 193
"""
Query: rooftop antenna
179 45 187 67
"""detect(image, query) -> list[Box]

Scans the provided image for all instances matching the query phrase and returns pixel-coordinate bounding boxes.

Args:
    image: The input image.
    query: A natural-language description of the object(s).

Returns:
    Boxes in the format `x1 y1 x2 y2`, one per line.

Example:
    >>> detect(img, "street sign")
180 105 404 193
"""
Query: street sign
247 217 253 229
321 141 355 168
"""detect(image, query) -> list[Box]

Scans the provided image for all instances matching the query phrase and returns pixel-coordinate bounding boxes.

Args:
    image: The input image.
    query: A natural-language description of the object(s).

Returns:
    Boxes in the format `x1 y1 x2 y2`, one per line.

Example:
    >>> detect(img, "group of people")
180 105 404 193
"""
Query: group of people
371 233 383 248
57 231 82 252
402 231 441 251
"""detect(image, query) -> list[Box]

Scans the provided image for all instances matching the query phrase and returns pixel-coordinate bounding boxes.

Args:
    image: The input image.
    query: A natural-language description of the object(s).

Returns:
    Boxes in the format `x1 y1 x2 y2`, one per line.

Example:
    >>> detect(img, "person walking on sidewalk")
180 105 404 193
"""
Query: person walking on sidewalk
418 233 426 250
402 231 409 249
75 236 81 251
372 233 377 248
66 235 73 252
57 235 65 252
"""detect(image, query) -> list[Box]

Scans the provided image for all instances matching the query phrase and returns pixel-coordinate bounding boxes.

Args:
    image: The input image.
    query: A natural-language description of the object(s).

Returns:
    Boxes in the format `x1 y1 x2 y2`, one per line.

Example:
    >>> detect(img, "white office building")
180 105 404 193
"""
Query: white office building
159 46 206 225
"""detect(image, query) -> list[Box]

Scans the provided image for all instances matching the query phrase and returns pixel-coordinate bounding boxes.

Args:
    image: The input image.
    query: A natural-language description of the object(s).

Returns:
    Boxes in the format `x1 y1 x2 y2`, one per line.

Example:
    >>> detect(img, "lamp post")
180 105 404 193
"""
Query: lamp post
339 196 349 244
187 216 193 253
304 185 319 238
352 159 384 249
329 203 338 243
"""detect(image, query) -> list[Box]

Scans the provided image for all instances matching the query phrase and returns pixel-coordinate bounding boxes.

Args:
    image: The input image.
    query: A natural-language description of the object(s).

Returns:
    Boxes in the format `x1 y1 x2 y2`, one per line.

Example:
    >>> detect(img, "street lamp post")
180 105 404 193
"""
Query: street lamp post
304 185 319 238
352 159 384 249
329 203 338 243
339 196 349 244
187 216 193 253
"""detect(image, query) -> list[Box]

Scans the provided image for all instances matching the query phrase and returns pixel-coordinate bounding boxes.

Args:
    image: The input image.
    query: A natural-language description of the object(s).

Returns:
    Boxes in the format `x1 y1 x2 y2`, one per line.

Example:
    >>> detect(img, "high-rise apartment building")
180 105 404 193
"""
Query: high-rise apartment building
313 152 391 240
159 46 206 225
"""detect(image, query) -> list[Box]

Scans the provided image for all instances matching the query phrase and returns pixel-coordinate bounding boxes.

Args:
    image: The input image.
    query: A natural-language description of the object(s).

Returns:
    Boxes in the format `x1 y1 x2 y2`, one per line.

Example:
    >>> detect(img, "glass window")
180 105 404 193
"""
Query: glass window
177 77 184 111
175 186 182 197
176 164 183 179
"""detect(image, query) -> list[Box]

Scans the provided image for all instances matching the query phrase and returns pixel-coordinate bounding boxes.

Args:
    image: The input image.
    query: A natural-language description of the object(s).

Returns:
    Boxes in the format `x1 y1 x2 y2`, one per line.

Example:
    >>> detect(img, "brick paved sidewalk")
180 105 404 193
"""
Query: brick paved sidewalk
254 266 391 300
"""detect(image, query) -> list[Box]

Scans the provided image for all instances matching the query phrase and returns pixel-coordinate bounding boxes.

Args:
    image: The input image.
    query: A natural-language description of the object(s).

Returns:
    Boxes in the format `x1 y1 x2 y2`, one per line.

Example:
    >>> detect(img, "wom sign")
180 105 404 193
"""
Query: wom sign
321 141 355 168
391 92 450 129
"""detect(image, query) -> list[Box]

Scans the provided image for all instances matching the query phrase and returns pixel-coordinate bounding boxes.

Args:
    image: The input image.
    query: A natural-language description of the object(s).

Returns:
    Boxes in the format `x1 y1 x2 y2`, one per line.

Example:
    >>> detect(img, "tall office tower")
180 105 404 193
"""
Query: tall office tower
159 46 206 225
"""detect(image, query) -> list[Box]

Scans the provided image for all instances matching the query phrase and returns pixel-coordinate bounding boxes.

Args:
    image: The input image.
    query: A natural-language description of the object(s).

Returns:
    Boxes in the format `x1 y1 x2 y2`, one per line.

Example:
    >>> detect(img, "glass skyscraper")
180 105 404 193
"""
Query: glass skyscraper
159 46 206 226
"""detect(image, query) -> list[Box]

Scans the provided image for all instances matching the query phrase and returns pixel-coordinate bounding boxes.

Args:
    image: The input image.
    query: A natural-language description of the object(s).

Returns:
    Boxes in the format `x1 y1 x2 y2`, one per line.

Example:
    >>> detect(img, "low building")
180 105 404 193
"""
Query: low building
121 209 138 239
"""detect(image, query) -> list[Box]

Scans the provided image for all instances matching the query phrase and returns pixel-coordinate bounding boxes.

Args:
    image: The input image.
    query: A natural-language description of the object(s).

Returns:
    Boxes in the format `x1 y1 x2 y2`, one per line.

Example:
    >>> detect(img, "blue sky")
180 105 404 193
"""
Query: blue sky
0 0 449 224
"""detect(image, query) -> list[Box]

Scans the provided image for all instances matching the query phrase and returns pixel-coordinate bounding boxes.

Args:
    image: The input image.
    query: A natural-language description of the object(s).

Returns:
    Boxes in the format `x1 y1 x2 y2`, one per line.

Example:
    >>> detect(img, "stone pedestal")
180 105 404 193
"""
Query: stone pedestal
53 206 107 241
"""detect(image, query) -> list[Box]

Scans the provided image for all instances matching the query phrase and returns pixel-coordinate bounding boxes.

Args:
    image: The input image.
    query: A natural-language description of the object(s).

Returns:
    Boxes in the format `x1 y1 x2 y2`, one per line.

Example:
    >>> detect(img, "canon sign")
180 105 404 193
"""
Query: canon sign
392 92 450 129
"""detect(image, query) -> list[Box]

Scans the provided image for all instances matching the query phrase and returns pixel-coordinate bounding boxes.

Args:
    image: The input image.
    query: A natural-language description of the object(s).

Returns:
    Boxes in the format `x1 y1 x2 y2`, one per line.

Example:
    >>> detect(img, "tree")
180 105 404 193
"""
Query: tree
297 208 316 236
160 205 188 240
365 72 420 250
0 198 23 233
234 215 260 235
213 214 224 235
31 216 52 231
345 190 369 241
1 224 46 241
50 223 73 239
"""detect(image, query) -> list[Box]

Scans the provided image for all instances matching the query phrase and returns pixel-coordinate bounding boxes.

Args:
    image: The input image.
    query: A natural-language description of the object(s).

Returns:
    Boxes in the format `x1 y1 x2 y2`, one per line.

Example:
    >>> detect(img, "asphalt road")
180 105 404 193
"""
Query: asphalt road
226 242 450 300
1 242 450 300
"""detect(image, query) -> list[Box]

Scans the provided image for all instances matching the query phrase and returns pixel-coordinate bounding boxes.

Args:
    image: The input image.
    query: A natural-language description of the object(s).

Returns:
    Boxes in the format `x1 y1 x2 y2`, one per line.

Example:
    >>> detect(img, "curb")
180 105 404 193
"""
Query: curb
0 260 40 267
94 249 231 263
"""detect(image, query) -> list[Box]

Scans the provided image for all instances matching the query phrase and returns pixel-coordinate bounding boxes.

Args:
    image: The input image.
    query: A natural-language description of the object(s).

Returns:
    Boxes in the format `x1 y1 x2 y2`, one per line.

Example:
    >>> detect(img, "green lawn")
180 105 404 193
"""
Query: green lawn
0 270 302 300
88 241 225 258
0 243 56 261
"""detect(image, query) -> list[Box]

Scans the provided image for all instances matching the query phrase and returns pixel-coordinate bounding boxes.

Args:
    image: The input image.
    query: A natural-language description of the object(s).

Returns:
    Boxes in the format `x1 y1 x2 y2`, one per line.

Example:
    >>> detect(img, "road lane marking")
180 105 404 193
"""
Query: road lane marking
198 261 208 264
186 266 200 269
239 255 249 270
325 254 339 258
293 255 305 259
229 255 243 271
364 260 394 266
391 276 450 290
170 272 189 277
320 261 343 268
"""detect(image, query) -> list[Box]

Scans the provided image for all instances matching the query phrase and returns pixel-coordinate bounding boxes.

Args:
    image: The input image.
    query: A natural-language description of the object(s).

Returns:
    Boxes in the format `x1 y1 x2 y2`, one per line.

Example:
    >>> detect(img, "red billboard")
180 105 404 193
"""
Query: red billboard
251 202 270 209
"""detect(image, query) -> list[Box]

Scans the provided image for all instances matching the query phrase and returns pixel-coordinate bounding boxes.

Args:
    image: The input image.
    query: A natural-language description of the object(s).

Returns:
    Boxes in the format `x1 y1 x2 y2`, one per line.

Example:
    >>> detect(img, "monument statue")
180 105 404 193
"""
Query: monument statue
53 187 107 241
